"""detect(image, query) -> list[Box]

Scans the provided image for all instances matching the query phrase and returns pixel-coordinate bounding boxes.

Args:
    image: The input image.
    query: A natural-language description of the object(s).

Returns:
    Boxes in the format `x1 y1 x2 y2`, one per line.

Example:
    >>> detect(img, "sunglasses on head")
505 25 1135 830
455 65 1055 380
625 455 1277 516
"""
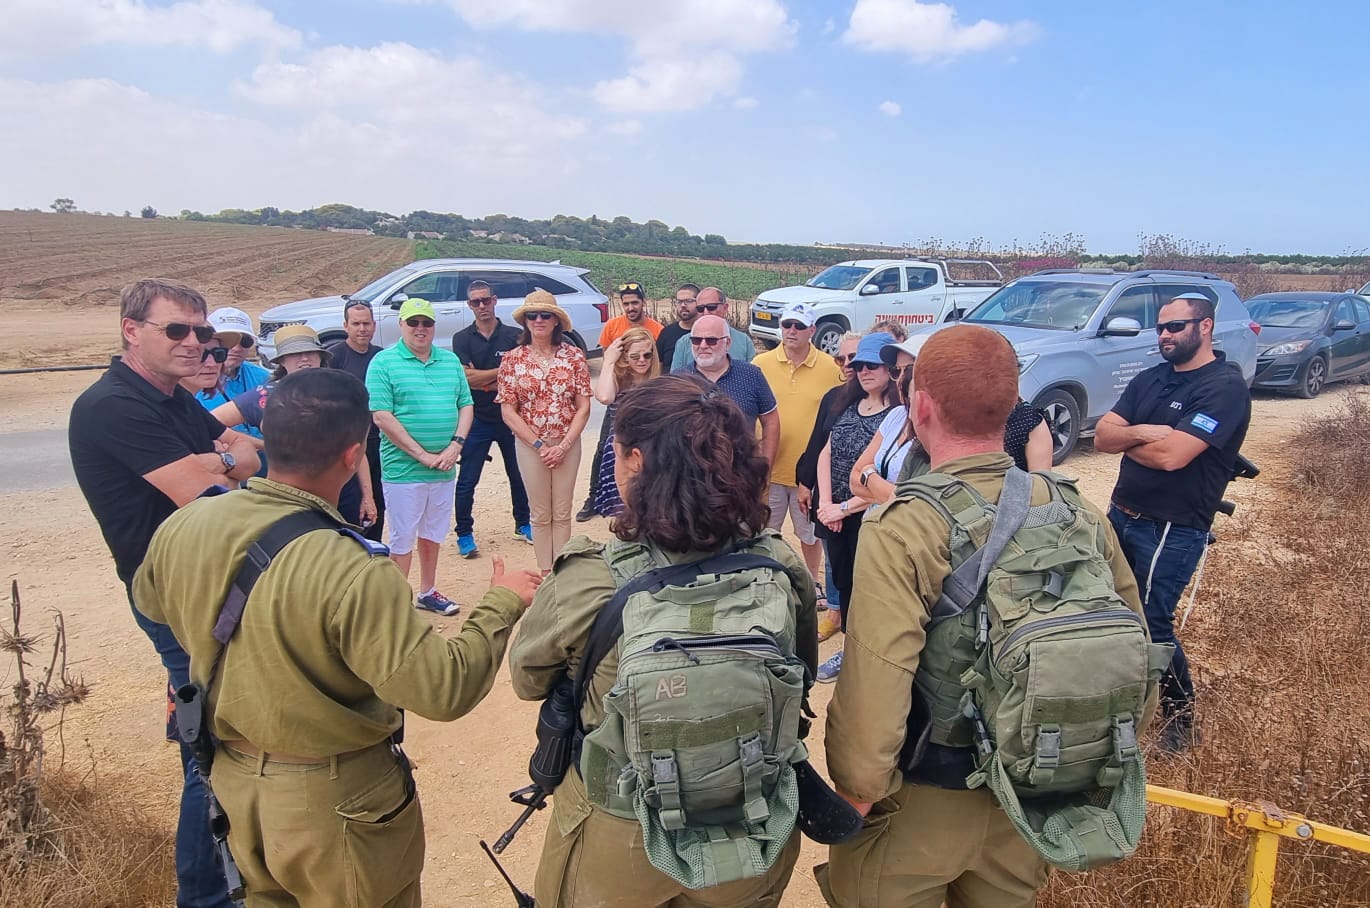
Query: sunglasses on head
617 282 644 294
852 361 887 373
690 335 726 347
1156 318 1203 335
525 311 558 322
780 320 809 331
141 320 215 343
697 303 722 312
201 346 229 363
404 317 435 328
468 296 496 307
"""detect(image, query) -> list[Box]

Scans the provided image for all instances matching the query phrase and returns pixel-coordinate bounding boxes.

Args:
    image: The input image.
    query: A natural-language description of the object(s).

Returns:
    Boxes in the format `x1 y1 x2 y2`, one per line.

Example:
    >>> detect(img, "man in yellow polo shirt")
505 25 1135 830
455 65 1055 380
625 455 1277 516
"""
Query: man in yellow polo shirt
756 302 844 609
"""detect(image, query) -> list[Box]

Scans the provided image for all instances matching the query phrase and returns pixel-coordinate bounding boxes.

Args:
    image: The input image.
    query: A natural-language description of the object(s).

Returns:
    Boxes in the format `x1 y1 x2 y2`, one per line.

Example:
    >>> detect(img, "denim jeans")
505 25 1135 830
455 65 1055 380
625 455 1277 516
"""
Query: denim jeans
455 416 530 538
1107 508 1208 722
128 595 234 908
825 561 840 612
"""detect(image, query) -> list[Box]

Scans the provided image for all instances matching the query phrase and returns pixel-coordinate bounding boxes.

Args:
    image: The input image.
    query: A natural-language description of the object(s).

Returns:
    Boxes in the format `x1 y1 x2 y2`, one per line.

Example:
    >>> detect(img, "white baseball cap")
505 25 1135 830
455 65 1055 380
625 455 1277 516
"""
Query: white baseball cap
208 307 254 339
880 333 930 367
779 302 817 327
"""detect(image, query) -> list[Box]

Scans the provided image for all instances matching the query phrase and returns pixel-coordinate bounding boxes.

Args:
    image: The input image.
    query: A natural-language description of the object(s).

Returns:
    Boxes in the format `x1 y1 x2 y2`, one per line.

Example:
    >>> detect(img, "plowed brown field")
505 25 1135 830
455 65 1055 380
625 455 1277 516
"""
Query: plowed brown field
0 211 413 368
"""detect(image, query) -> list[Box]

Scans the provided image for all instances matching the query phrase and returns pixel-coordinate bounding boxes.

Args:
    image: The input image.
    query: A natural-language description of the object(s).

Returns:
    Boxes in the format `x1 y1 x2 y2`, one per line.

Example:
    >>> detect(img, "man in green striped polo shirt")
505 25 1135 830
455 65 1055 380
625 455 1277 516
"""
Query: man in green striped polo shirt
367 298 474 615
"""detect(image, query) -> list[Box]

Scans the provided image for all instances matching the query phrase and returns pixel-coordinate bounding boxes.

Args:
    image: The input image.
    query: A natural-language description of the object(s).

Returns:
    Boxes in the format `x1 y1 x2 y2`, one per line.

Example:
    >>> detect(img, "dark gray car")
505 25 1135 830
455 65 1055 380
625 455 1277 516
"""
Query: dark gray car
1248 292 1370 397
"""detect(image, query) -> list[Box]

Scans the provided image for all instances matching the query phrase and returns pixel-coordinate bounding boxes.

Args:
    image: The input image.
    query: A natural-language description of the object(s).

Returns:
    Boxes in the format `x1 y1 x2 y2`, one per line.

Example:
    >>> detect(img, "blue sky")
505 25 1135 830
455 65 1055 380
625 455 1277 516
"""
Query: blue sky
3 0 1366 254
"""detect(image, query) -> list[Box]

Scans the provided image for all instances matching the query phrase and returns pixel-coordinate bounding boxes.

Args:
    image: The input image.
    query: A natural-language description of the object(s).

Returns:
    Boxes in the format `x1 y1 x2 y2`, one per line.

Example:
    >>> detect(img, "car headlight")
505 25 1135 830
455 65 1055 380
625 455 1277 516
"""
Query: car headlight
1261 340 1311 356
1017 354 1038 374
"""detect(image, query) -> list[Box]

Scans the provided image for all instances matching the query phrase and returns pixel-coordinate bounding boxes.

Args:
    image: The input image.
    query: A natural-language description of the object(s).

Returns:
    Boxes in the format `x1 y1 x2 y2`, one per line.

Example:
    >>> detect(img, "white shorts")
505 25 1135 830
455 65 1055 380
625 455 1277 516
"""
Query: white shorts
767 483 817 546
383 480 455 554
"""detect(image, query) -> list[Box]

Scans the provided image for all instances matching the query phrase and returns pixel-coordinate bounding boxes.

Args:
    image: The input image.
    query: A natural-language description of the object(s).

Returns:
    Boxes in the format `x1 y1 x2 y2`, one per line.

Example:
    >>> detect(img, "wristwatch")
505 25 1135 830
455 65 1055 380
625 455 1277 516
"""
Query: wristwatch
860 466 878 487
840 500 850 513
219 451 236 473
451 434 466 446
532 439 545 450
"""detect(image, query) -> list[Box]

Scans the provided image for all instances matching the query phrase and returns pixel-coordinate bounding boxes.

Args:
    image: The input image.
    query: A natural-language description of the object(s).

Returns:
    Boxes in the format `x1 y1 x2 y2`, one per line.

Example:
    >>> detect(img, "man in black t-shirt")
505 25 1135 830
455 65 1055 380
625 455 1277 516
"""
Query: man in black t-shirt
69 278 259 908
327 300 386 541
1095 291 1251 752
654 282 700 367
450 281 530 556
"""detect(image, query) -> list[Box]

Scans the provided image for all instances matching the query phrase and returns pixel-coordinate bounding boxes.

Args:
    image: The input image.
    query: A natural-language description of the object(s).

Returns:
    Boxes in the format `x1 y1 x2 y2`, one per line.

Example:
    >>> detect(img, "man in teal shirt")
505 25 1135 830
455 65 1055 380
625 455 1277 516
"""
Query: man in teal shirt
670 287 756 370
366 298 474 615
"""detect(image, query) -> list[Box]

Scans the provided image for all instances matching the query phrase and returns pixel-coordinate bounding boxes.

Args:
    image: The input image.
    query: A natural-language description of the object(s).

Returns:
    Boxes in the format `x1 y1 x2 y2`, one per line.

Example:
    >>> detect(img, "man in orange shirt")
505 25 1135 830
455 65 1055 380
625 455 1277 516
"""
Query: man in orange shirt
598 281 663 347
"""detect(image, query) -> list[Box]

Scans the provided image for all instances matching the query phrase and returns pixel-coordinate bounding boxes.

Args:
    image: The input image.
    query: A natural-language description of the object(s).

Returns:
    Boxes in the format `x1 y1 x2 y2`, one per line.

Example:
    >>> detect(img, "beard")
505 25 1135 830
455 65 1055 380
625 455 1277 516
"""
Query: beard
1161 330 1202 364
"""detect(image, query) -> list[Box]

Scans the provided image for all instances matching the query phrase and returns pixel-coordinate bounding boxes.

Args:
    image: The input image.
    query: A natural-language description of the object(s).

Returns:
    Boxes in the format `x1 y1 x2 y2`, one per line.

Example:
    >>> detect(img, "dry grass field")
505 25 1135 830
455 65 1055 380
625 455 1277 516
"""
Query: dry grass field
2 212 1368 906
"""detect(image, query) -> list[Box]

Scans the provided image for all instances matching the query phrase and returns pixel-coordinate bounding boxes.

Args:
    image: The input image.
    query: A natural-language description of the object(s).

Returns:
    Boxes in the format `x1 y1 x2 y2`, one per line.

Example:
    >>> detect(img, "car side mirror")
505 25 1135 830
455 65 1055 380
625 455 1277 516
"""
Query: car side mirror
1335 319 1355 331
1100 317 1142 337
859 284 879 296
388 293 409 309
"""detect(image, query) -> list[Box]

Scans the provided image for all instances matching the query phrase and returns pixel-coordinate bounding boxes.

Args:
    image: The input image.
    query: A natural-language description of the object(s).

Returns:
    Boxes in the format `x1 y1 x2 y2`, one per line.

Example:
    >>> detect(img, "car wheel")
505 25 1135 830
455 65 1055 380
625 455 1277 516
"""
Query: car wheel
813 321 846 356
567 331 587 353
1297 355 1327 398
1033 388 1081 465
318 331 347 347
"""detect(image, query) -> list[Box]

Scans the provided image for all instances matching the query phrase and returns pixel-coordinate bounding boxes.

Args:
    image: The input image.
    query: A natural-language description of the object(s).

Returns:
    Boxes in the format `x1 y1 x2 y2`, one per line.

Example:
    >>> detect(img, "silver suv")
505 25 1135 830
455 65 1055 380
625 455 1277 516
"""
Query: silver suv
256 259 610 360
949 269 1259 462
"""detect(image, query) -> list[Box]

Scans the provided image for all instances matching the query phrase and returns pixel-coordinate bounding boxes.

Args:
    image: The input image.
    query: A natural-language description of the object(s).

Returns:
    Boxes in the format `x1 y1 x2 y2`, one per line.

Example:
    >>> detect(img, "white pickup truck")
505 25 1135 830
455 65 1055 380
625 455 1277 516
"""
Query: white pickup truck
749 258 1004 354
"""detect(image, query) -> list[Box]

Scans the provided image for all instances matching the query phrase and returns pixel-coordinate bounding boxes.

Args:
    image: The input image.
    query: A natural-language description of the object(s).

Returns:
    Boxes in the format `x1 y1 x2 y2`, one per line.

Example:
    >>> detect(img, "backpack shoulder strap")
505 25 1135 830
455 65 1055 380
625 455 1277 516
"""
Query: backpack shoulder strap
930 467 1034 625
571 548 788 721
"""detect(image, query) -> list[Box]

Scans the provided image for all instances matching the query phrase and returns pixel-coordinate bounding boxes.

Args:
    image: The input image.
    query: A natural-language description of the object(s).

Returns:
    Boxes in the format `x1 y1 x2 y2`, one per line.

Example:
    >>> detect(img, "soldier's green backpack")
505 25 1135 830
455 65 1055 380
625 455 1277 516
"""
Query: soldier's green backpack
898 468 1174 871
572 535 809 890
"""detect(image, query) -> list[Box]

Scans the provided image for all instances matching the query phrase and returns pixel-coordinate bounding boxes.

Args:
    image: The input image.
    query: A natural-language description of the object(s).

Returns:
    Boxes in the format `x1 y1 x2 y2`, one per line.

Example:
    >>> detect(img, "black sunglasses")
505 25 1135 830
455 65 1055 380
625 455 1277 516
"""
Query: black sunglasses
404 317 435 328
468 296 496 306
1156 318 1204 335
201 346 229 363
525 311 558 322
697 303 721 312
834 354 851 366
232 335 254 349
779 320 808 331
690 335 726 346
141 320 215 343
852 361 888 373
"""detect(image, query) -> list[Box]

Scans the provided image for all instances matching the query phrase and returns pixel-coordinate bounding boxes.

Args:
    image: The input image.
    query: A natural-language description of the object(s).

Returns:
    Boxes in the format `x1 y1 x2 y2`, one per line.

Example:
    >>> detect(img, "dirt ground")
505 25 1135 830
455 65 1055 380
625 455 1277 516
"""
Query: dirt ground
0 212 1358 906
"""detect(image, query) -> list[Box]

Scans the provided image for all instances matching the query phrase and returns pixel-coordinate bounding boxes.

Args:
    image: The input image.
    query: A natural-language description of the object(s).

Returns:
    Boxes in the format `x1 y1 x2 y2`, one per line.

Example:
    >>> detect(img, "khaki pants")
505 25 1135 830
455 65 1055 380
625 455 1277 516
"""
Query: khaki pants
535 770 800 908
515 437 582 572
212 742 424 908
818 783 1047 908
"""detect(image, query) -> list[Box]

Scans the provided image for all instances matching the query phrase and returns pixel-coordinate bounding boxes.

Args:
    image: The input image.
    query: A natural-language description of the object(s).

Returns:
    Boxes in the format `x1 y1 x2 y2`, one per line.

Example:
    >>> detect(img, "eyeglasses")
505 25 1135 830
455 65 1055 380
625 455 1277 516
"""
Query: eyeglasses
779 320 808 331
617 282 644 294
227 335 254 349
404 317 435 328
698 303 721 312
201 347 229 363
626 352 654 361
468 296 496 307
525 311 557 322
690 335 727 346
834 355 851 366
1156 318 1204 335
852 361 887 373
140 320 215 343
675 297 697 305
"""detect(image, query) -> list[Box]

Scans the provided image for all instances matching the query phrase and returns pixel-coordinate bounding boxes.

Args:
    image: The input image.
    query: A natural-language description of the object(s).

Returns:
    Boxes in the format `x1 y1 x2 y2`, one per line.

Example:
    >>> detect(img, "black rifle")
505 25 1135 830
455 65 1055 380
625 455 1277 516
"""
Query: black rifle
175 683 246 906
479 840 536 907
493 678 577 853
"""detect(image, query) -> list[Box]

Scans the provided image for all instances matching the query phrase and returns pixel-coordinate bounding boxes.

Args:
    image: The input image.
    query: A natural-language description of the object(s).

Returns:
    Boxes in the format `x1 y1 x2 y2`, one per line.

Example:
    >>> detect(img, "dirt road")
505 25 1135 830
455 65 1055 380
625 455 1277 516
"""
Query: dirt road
0 352 1349 906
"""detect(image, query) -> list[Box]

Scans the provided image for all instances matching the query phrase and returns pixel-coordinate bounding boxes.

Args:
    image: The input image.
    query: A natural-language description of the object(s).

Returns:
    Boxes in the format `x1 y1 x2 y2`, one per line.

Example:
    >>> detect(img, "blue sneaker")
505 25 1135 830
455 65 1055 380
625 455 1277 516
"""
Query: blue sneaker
457 534 479 558
816 649 843 683
514 524 534 545
416 590 460 616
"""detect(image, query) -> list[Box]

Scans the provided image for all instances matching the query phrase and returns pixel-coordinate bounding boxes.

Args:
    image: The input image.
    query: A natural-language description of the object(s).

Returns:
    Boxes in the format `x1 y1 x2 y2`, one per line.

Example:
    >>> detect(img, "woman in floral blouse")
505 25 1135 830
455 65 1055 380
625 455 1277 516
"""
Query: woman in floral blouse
497 289 593 572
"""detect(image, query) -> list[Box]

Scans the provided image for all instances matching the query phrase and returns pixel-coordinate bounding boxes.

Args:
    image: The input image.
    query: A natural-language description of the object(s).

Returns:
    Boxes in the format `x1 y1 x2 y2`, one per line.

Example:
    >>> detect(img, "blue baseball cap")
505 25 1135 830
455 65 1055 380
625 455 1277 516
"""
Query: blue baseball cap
850 332 896 367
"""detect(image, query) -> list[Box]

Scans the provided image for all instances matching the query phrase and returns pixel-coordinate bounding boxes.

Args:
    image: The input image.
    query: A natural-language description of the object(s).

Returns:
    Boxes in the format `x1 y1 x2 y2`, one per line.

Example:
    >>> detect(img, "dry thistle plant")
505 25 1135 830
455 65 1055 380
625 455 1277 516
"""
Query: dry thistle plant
1 579 91 862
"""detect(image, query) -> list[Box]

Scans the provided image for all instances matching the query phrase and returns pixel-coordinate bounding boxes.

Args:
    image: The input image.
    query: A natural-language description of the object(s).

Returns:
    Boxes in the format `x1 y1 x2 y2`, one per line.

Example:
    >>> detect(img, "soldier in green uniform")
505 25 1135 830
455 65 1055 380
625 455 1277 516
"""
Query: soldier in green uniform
134 368 541 908
509 373 819 908
820 325 1153 908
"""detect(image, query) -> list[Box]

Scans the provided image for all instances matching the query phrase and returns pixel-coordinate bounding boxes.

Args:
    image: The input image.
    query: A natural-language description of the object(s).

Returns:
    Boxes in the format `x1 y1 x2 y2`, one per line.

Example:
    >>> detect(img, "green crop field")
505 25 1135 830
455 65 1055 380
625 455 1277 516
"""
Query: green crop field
415 239 816 302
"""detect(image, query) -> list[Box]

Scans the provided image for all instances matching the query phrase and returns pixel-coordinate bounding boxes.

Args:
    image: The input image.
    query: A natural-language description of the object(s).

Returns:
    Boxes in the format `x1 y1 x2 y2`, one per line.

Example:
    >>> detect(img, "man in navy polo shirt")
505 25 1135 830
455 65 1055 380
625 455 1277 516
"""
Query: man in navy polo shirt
70 278 260 908
677 314 779 468
1095 291 1251 753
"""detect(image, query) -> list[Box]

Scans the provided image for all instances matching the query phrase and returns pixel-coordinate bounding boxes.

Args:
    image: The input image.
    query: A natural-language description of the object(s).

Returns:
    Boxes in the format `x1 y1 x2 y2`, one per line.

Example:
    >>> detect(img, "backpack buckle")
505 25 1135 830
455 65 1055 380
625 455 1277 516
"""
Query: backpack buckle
1111 715 1139 763
651 752 685 830
1029 725 1061 786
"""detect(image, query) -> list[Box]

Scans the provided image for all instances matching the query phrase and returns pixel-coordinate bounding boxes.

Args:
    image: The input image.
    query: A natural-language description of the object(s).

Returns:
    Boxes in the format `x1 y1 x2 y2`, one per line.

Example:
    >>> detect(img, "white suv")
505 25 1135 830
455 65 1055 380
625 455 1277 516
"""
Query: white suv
256 259 610 360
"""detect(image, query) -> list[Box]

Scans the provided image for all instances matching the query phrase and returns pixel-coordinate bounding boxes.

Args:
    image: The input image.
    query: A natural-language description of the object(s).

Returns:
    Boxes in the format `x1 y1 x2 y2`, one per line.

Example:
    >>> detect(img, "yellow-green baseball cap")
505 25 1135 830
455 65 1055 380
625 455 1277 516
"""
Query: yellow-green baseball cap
398 297 437 321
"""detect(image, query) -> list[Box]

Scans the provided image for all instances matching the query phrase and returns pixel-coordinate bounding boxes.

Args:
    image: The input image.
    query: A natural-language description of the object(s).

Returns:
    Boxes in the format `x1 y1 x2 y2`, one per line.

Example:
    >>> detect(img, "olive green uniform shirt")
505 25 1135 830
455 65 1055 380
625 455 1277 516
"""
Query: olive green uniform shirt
825 452 1148 804
509 532 820 730
133 478 522 757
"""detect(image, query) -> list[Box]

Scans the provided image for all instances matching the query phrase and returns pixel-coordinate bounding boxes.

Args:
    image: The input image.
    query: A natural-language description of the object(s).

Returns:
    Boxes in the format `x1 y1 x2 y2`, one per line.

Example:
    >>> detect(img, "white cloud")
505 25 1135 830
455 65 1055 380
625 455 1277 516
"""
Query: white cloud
879 100 902 117
606 119 643 136
844 0 1039 63
734 96 759 110
3 0 301 56
434 0 795 112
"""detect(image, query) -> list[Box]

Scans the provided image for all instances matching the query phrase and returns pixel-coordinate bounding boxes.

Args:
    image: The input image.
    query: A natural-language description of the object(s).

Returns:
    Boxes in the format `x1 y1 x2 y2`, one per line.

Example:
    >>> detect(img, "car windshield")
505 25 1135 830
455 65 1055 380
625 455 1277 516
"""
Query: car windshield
1247 298 1328 329
350 267 415 303
806 265 870 291
965 280 1110 330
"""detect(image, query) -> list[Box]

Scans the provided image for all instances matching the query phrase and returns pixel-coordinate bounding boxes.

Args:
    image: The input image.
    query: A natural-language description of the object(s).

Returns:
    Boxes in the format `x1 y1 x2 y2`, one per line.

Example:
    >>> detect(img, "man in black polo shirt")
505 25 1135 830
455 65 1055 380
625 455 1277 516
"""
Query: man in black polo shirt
655 282 699 367
327 299 386 541
451 280 531 557
1095 291 1251 753
69 277 259 908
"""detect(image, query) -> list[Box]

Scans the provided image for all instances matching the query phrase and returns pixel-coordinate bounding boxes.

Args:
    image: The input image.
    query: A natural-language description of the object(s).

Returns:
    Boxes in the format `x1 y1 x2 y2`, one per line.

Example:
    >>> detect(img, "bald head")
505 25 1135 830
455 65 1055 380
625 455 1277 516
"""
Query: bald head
697 287 728 318
690 314 731 370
